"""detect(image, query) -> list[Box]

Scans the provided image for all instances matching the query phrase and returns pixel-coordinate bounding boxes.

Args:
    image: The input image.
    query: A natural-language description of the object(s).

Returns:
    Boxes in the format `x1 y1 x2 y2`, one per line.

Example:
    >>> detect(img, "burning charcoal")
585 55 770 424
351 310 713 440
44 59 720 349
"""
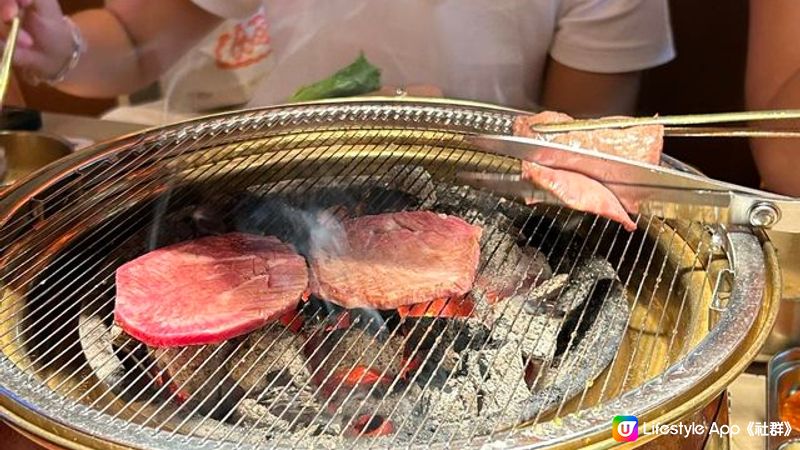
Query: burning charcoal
148 341 243 419
235 398 293 433
523 274 569 314
524 257 618 318
382 165 437 209
303 327 405 405
552 257 617 315
78 312 160 402
417 375 481 423
434 185 516 223
345 414 395 438
465 341 529 424
241 383 324 431
475 232 553 305
523 280 629 420
491 295 561 361
227 326 311 398
554 278 623 357
401 317 489 387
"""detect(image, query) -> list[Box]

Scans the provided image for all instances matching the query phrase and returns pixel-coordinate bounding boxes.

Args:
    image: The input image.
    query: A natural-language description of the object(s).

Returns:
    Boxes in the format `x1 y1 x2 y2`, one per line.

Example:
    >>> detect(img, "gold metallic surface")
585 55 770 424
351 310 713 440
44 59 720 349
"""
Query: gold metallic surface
0 131 73 187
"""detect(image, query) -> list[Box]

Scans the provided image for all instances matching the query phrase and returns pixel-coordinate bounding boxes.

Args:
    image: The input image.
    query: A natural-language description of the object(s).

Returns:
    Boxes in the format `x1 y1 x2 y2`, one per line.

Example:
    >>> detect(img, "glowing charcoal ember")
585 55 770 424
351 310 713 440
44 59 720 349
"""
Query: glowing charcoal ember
396 296 475 318
303 328 404 402
227 327 310 397
277 309 305 334
346 415 395 437
399 354 423 381
147 341 243 418
317 366 391 398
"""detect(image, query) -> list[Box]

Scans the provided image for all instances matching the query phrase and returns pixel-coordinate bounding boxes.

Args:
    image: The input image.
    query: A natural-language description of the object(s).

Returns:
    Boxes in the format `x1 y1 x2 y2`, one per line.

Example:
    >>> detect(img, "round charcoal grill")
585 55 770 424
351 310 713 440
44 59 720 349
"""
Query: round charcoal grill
0 99 780 449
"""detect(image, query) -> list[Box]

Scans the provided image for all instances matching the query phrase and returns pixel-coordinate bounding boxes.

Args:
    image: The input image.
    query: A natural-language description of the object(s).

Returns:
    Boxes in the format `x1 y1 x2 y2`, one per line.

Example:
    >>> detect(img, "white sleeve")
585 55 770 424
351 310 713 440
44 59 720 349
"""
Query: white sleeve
549 0 675 73
190 0 263 21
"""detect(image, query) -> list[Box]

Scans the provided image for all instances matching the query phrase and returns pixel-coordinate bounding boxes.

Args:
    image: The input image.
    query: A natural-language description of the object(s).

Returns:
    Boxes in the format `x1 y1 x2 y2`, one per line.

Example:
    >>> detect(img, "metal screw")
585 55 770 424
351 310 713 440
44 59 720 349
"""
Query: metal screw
749 202 781 227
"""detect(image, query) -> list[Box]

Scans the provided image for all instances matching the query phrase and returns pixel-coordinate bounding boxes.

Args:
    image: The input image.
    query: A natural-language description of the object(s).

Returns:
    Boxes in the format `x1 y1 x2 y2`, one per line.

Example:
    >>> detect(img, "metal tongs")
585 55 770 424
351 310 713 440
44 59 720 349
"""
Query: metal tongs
458 134 800 233
0 15 20 106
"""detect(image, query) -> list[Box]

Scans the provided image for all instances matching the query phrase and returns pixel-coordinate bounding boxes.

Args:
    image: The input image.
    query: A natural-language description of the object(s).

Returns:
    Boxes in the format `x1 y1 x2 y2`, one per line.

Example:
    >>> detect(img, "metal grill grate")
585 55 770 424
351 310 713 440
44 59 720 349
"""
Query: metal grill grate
0 100 775 450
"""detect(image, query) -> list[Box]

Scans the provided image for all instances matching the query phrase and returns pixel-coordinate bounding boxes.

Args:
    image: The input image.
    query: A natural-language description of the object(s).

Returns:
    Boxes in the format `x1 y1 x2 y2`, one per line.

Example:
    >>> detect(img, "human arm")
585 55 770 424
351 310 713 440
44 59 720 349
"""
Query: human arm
540 57 640 117
540 0 674 117
746 0 800 195
0 0 222 98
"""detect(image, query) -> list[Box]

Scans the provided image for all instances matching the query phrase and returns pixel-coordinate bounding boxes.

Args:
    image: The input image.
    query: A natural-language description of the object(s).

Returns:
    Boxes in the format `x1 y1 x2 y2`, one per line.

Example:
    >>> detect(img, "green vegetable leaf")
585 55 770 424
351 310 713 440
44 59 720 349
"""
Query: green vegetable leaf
289 52 382 102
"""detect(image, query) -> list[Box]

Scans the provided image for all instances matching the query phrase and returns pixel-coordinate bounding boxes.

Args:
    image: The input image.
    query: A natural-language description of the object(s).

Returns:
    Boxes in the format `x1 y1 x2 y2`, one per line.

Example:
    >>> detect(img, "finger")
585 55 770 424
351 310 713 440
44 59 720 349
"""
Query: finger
16 28 31 47
0 2 19 22
30 0 61 17
11 46 37 68
0 26 33 48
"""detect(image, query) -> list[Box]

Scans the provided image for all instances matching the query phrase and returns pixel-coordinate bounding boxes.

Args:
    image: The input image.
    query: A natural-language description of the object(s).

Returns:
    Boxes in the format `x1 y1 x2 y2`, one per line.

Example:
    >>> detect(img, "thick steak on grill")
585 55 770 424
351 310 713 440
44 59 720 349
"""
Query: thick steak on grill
513 111 664 231
309 211 482 310
115 233 309 347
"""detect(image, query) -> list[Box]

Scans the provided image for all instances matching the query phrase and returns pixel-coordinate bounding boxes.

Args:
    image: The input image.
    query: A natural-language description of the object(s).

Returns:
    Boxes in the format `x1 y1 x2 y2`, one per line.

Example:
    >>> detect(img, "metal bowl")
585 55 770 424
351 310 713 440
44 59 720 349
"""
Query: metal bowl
0 131 72 187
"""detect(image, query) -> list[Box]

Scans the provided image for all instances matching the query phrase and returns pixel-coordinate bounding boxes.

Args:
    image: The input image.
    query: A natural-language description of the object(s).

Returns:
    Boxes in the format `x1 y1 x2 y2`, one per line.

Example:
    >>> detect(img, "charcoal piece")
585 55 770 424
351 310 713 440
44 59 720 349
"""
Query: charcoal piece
491 295 561 361
523 274 569 314
234 196 322 256
238 383 324 432
553 257 617 314
434 184 515 221
402 317 488 355
228 327 310 398
382 165 437 209
402 317 489 387
523 215 596 269
554 278 618 357
522 281 628 420
190 203 229 235
235 398 293 433
78 313 160 402
148 340 244 420
465 341 529 425
417 375 480 423
304 327 405 399
475 215 552 303
520 245 554 285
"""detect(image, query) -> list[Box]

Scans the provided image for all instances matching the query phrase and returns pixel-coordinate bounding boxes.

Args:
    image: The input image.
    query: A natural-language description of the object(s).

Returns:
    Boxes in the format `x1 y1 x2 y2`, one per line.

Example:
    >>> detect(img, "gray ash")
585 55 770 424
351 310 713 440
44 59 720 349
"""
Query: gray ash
146 340 245 420
228 326 311 397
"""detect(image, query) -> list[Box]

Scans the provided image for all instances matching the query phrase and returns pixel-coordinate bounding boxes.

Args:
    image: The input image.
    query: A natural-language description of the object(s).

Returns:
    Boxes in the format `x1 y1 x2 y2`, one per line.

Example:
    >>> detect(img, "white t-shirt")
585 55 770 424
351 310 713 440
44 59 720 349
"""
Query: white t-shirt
188 0 674 110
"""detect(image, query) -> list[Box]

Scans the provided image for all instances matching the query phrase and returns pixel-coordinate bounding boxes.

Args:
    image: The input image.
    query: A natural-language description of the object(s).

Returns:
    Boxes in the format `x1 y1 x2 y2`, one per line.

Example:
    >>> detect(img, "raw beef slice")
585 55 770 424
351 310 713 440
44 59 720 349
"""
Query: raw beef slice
115 232 308 347
309 211 482 309
513 111 665 231
513 111 663 164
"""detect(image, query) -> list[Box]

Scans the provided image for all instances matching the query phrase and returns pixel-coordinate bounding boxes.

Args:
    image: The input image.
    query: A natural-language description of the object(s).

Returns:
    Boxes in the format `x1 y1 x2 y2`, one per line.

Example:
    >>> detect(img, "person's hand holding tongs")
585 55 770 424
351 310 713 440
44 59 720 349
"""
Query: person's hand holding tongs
458 110 800 233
